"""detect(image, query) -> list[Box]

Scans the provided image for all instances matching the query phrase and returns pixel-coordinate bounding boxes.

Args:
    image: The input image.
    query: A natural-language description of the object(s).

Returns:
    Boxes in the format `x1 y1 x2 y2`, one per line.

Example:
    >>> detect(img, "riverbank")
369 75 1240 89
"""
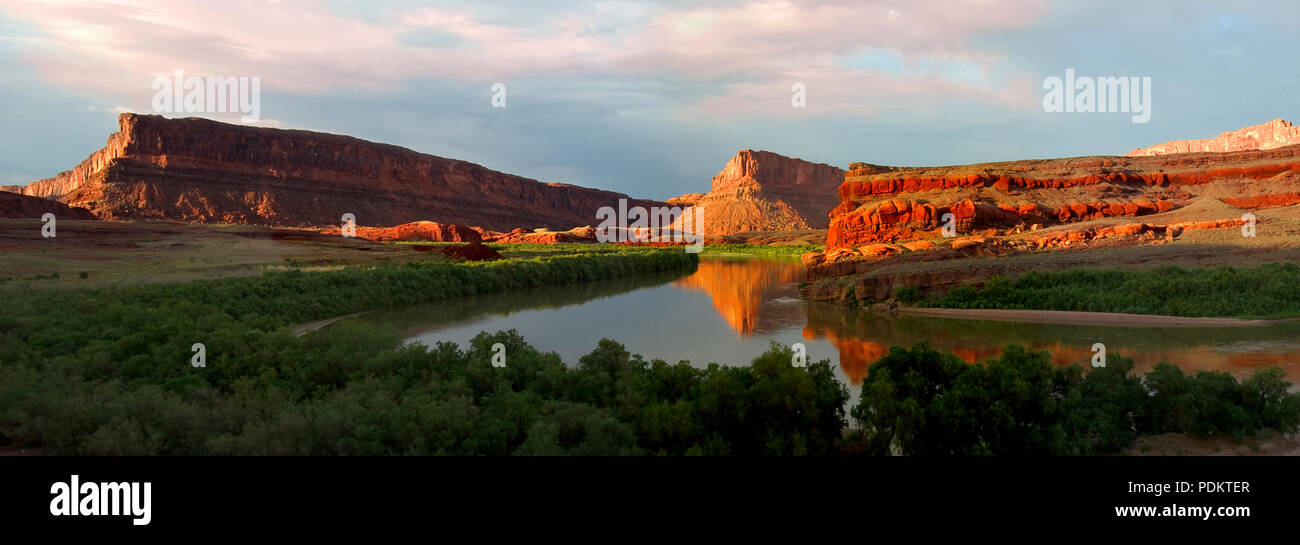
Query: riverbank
896 307 1300 327
803 261 1300 321
914 264 1300 320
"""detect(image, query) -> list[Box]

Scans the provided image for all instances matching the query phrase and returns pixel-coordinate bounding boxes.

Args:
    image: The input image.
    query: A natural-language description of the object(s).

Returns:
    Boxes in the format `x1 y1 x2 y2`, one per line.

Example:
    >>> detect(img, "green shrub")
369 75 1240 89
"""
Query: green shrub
849 343 1300 455
894 285 924 305
925 264 1300 318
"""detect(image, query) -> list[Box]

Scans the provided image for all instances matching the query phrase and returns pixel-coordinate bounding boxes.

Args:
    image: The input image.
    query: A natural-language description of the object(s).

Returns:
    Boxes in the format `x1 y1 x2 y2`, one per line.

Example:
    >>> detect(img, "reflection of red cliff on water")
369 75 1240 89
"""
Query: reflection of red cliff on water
803 327 886 385
803 300 1300 385
674 259 801 335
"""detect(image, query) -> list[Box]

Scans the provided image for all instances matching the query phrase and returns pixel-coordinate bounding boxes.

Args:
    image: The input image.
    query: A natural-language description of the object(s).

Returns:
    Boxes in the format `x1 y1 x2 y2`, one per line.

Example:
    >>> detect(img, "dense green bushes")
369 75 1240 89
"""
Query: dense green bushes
922 263 1300 318
4 251 1297 455
0 325 849 455
0 251 710 454
851 343 1300 455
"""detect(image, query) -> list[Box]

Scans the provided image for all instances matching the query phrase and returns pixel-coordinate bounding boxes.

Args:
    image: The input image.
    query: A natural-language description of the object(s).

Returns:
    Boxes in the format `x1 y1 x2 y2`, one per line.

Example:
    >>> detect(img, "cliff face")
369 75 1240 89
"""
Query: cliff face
671 150 844 235
826 145 1300 251
1126 119 1300 156
3 113 664 231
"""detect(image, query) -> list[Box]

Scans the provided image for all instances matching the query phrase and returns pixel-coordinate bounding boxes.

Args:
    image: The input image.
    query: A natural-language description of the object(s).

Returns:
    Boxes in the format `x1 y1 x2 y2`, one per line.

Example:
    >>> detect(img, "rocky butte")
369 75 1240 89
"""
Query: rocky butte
670 149 844 235
1 113 665 231
1126 118 1300 156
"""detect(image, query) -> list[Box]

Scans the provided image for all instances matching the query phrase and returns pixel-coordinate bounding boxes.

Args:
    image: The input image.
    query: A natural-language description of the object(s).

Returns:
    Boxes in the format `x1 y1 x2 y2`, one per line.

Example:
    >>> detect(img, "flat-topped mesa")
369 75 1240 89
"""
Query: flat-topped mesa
3 113 665 231
1126 118 1300 157
826 145 1300 251
670 149 844 235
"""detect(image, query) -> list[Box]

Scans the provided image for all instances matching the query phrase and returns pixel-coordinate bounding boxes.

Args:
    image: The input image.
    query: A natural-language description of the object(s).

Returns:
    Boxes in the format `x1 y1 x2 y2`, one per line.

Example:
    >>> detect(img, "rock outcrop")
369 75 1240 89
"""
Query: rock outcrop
670 150 844 235
337 221 482 243
0 191 96 220
827 145 1300 251
1126 118 1300 156
2 113 665 231
480 226 598 244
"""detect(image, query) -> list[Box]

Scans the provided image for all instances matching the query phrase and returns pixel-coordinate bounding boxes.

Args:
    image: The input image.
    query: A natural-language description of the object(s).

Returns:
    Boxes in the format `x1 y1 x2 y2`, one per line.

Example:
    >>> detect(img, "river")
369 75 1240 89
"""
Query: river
343 257 1300 400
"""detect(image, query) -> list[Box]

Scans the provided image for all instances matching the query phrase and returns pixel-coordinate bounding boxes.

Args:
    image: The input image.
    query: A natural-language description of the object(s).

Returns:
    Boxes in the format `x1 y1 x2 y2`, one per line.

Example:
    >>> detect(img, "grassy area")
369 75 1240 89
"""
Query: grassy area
700 243 821 259
0 219 452 286
380 241 658 259
917 263 1300 319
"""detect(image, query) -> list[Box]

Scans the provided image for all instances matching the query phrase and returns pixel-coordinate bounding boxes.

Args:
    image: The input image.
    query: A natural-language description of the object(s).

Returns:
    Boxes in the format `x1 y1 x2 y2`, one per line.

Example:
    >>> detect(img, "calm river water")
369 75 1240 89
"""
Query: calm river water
344 257 1300 400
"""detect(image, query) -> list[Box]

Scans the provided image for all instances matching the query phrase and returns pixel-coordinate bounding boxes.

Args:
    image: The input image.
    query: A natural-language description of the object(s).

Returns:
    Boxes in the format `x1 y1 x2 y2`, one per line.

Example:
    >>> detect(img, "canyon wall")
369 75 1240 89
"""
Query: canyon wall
671 150 844 235
827 145 1300 251
1126 118 1300 156
2 113 664 231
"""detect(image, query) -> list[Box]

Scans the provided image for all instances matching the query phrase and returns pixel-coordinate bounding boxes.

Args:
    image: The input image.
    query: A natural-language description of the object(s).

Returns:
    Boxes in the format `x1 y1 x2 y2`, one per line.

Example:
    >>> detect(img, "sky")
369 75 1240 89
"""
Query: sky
0 0 1296 201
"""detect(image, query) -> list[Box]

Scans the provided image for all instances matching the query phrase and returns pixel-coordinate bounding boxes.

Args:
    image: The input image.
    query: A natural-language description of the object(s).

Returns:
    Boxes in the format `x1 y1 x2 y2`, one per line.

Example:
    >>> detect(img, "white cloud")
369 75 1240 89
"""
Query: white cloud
0 0 1047 119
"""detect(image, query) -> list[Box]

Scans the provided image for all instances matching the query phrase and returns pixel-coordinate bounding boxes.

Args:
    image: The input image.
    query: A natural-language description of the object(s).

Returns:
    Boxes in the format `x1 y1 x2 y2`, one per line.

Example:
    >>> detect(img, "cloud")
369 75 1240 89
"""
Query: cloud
0 0 1047 118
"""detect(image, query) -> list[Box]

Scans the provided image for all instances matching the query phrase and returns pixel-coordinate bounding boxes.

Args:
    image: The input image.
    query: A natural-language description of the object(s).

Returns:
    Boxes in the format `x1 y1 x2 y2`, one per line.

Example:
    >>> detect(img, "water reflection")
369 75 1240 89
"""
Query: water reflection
348 256 1300 390
672 258 805 335
359 268 695 334
802 298 1300 385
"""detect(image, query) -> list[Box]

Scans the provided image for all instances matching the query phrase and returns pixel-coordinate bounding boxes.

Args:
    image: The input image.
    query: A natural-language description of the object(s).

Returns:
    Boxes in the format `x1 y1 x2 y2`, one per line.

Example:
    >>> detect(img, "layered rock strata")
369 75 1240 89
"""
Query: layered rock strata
827 145 1300 251
2 113 664 231
670 150 844 235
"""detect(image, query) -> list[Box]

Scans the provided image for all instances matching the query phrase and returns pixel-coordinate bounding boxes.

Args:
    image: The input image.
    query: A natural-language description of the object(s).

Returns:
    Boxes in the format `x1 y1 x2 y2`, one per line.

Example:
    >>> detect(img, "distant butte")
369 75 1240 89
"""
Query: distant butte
1126 118 1300 156
670 149 844 235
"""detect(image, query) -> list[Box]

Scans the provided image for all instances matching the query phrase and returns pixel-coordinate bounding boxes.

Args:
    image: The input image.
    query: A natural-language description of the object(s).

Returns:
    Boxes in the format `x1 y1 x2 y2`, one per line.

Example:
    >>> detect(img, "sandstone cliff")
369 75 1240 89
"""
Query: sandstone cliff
2 113 665 231
670 150 844 235
827 145 1300 251
1126 118 1300 156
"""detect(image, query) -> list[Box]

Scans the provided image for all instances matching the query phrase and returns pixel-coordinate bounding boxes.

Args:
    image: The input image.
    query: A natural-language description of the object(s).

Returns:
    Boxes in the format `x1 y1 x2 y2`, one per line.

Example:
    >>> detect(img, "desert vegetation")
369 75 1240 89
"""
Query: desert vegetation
852 343 1300 455
2 245 1296 455
916 263 1300 319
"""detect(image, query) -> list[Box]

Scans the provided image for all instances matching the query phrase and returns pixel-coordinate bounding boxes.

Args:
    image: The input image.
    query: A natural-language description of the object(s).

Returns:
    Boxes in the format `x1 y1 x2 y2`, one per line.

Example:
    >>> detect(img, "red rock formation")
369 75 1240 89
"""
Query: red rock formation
1220 192 1300 209
1126 119 1300 156
480 225 597 244
2 113 665 231
0 191 96 219
669 149 844 235
336 221 482 243
808 216 1255 284
826 145 1300 251
666 193 705 208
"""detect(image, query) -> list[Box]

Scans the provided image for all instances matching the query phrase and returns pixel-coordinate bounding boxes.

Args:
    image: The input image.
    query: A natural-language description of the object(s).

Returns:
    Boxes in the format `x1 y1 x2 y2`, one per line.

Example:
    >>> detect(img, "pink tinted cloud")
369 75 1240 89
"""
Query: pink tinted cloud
644 0 1045 77
0 0 1047 118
